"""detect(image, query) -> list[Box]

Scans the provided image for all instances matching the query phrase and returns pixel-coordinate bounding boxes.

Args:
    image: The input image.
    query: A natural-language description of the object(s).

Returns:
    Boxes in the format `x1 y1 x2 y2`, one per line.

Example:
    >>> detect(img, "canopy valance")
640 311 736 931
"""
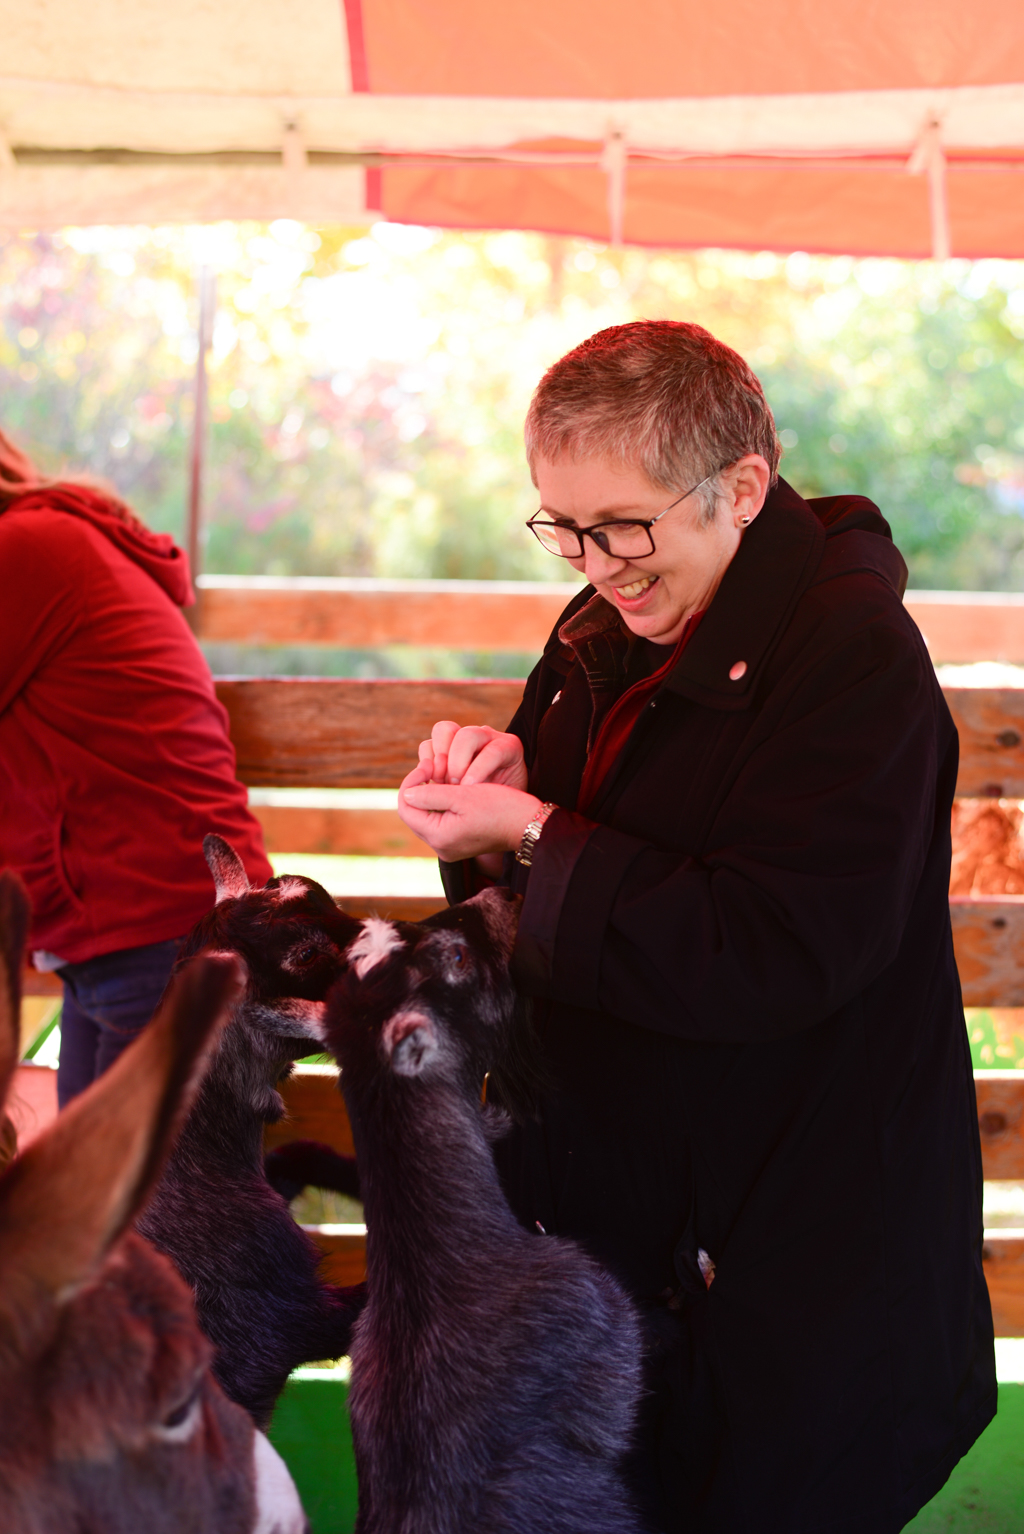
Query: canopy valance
2 0 1023 256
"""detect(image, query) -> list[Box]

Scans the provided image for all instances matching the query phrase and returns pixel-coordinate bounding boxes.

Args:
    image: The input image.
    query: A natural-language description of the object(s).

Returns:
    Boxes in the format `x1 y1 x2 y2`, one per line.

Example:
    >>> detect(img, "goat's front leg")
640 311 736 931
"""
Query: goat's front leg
265 1139 361 1202
299 1282 367 1365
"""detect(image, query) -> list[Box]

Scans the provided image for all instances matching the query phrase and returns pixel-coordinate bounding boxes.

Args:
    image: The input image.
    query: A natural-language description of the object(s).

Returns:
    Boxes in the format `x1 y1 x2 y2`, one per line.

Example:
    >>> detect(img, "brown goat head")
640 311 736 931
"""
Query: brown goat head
0 869 307 1534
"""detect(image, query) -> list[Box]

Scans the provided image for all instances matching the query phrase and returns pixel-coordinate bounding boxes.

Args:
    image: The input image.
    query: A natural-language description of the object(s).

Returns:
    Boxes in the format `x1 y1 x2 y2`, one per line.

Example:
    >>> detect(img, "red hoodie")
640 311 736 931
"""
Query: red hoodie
0 488 272 963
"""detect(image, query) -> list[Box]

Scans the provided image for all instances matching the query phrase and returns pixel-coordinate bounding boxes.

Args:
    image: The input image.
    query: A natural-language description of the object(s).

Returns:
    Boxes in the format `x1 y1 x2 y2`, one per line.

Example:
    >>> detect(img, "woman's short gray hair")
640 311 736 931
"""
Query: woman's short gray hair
524 321 780 524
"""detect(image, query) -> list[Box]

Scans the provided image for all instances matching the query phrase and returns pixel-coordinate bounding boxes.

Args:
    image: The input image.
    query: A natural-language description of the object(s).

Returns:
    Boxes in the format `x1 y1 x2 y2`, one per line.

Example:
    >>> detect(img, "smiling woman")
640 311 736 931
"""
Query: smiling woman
525 454 767 645
396 320 995 1534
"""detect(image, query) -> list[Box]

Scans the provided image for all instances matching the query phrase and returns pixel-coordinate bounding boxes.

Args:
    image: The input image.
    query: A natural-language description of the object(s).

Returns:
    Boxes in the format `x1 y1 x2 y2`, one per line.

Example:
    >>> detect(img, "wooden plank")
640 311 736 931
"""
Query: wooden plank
976 1073 1024 1181
309 1234 1024 1327
281 1072 1024 1326
983 1233 1024 1337
196 578 1024 664
218 676 1024 796
304 1225 366 1287
21 968 62 997
252 802 430 857
254 793 1024 877
197 576 578 652
217 678 524 788
334 896 446 921
951 898 1024 1006
217 678 1024 797
309 1228 1022 1331
274 1065 1024 1189
906 593 1024 665
944 689 1024 799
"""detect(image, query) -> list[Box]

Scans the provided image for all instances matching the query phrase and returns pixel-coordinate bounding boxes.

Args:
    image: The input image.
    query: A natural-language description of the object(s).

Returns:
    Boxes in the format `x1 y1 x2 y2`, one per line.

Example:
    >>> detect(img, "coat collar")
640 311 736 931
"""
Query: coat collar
545 477 901 714
662 476 826 711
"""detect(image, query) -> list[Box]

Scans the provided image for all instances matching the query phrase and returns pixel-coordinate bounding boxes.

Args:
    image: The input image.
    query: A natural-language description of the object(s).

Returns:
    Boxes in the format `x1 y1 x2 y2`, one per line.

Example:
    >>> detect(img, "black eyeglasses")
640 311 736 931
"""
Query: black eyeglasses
526 471 719 560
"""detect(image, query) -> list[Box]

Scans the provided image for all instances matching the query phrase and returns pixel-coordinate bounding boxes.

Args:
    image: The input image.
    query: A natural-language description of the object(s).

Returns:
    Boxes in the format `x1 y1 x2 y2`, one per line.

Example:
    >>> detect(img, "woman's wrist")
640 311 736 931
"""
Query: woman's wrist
514 801 557 867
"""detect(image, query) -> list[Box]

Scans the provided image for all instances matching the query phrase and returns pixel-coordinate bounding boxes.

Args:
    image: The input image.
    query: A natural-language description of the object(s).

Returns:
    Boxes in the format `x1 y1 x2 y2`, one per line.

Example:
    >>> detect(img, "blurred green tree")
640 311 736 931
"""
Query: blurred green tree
3 225 1024 589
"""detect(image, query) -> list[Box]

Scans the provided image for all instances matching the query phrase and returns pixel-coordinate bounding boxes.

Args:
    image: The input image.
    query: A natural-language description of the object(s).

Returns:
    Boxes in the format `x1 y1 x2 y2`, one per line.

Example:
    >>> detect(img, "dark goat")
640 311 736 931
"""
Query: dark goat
325 888 646 1534
264 1137 361 1204
137 835 365 1429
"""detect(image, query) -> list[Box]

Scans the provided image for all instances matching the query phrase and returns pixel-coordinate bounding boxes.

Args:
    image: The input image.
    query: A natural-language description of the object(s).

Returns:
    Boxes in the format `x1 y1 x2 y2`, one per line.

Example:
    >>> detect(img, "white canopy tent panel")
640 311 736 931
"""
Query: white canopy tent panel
1 0 1023 252
4 0 352 98
4 82 1024 232
0 163 371 226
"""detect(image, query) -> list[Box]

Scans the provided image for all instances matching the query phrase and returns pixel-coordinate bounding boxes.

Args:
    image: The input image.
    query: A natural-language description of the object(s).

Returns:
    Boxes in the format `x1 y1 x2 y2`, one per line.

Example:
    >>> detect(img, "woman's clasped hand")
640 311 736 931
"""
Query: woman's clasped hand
398 721 542 864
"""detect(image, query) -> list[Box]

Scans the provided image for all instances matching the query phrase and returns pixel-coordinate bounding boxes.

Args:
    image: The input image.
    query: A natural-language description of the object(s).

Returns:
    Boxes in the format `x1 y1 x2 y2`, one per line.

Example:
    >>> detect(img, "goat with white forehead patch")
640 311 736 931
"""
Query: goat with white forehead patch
137 835 365 1429
325 887 647 1534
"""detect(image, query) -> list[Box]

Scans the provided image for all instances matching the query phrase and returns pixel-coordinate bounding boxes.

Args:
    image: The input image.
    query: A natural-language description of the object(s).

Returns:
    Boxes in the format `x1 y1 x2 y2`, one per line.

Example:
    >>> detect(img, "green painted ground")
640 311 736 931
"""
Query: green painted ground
907 1386 1024 1532
268 1371 358 1534
270 1378 1024 1534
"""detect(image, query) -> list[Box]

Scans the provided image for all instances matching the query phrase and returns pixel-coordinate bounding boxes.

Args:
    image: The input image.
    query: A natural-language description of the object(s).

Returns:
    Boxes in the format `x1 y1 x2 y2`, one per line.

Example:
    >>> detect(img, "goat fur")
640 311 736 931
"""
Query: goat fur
325 887 647 1534
137 837 365 1428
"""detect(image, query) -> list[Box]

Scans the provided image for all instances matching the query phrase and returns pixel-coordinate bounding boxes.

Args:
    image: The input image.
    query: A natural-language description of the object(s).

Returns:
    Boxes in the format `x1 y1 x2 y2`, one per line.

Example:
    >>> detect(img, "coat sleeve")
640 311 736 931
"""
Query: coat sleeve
513 608 954 1042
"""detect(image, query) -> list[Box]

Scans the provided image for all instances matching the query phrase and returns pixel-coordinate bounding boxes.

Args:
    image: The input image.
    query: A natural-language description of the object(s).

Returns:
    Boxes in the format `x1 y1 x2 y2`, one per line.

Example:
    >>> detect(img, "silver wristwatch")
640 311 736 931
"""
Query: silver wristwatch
515 802 557 867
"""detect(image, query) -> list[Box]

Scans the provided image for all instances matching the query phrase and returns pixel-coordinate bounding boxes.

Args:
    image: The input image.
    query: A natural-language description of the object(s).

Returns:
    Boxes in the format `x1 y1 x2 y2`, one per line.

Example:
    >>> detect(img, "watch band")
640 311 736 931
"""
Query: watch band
515 802 557 867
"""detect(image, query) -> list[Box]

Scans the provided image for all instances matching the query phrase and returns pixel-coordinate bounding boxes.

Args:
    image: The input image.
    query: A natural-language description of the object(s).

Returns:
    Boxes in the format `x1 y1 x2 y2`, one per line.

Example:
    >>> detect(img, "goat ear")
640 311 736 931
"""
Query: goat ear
382 1010 438 1077
204 833 251 904
0 952 243 1333
0 871 30 1114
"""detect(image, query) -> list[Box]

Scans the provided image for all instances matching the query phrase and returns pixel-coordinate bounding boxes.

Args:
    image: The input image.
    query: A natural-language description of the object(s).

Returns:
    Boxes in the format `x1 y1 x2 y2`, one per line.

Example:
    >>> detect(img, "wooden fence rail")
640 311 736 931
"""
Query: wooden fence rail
196 577 581 652
20 895 1024 1007
949 900 1024 1008
217 678 524 788
217 679 1024 797
272 1066 1024 1332
196 577 1024 666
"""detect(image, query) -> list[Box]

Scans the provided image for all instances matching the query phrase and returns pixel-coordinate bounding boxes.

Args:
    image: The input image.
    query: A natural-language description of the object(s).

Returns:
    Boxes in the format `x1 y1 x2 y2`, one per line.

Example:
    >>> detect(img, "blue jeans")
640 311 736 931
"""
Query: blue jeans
56 937 183 1107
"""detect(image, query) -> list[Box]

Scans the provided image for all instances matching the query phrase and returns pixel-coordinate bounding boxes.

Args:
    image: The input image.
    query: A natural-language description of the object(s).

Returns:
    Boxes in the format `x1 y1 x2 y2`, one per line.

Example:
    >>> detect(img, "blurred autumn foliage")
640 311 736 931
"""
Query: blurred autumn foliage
3 221 1024 587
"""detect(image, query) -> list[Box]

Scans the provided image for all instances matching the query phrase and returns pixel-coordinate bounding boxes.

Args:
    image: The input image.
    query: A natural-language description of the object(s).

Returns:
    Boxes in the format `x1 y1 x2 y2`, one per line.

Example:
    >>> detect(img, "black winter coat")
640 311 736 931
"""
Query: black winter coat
445 479 995 1533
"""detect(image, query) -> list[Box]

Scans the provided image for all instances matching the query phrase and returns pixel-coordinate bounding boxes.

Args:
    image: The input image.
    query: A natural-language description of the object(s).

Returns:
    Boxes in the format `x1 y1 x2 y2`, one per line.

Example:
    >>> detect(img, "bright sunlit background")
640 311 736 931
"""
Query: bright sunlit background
4 220 1024 594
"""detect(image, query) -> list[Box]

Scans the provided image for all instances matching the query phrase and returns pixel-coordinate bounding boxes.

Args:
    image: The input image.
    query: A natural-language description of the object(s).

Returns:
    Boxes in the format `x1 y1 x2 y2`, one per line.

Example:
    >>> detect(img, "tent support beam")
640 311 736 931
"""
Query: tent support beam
186 267 216 622
8 144 1024 176
601 129 627 245
907 118 951 261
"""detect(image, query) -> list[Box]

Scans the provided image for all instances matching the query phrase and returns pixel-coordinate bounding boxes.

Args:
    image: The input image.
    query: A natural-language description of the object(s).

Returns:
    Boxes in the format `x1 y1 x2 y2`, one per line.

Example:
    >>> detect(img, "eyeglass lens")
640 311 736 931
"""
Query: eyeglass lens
532 520 655 558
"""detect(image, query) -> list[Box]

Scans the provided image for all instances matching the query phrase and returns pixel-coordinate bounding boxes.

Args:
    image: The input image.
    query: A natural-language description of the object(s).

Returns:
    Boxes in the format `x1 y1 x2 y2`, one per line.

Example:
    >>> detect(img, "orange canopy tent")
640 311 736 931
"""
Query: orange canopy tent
2 0 1023 257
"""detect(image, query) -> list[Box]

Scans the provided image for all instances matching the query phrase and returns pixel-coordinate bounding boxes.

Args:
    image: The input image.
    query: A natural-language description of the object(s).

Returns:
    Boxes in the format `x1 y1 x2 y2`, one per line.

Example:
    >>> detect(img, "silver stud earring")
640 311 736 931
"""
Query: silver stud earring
739 514 751 526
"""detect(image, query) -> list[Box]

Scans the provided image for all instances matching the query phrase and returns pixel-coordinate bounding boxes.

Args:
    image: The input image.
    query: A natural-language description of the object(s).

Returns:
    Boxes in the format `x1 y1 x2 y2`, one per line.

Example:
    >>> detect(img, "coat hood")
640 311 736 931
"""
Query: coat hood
805 486 908 599
5 483 194 606
664 476 907 711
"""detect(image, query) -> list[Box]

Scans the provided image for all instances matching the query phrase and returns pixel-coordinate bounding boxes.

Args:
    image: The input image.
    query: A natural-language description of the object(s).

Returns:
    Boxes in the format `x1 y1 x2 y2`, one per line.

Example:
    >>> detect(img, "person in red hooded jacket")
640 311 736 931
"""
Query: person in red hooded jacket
0 427 271 1104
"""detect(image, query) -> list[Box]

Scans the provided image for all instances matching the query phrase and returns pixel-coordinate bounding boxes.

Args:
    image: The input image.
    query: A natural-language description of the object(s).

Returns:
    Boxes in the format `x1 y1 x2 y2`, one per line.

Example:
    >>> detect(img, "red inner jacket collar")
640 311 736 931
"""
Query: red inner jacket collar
576 610 704 815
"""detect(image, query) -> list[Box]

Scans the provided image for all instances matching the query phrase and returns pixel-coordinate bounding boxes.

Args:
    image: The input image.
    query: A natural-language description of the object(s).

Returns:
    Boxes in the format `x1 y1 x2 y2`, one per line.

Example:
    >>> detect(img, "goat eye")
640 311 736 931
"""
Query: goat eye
452 946 466 967
153 1385 203 1443
294 946 318 965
